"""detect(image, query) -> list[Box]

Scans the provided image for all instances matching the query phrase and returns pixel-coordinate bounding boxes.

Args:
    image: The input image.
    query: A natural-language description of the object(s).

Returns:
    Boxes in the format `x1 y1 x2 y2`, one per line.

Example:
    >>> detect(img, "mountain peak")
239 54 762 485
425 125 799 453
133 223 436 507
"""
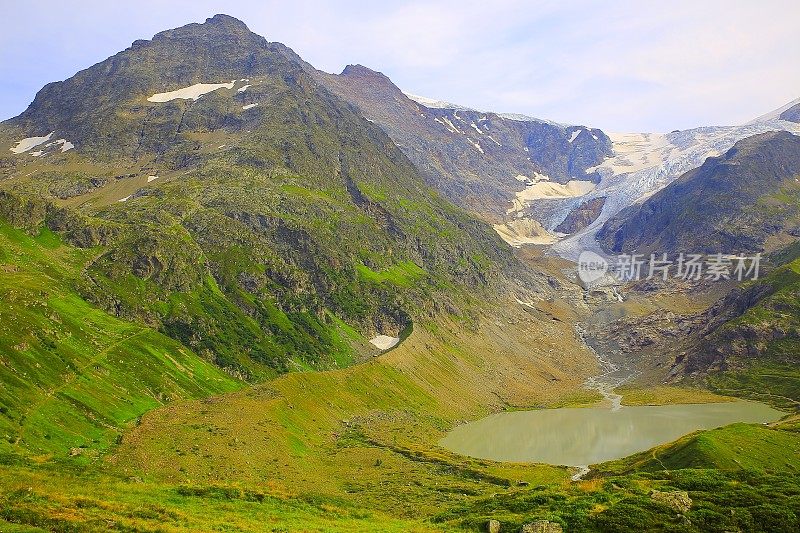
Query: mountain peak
340 64 390 82
150 13 255 43
204 13 250 31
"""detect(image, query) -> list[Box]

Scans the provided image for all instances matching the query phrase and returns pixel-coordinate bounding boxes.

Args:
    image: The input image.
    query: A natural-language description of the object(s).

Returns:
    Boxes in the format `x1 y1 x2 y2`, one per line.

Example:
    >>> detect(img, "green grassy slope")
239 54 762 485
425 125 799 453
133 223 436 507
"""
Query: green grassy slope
0 458 436 533
683 256 800 408
0 214 798 531
0 14 522 380
601 422 800 474
0 221 240 454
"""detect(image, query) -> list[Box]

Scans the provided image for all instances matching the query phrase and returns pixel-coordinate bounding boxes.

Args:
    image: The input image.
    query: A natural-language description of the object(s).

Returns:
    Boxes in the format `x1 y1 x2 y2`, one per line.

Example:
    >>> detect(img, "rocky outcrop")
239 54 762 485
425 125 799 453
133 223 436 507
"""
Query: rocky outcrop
598 131 800 255
651 490 692 513
314 64 611 222
520 520 563 533
51 176 109 199
555 197 605 234
677 258 800 377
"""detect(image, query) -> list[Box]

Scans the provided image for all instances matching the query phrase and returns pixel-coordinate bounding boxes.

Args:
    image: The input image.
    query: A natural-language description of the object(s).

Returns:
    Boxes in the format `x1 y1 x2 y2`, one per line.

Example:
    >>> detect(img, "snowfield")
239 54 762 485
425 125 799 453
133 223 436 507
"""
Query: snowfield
508 179 595 214
10 132 54 154
493 218 561 247
404 92 473 111
369 335 400 350
147 81 236 102
466 137 484 154
542 112 800 261
58 140 74 152
45 139 74 153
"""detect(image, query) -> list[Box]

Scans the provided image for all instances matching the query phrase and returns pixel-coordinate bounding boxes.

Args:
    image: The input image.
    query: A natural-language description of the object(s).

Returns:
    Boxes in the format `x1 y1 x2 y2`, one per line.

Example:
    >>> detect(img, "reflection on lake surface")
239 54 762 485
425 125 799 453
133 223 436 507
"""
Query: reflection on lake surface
440 401 782 466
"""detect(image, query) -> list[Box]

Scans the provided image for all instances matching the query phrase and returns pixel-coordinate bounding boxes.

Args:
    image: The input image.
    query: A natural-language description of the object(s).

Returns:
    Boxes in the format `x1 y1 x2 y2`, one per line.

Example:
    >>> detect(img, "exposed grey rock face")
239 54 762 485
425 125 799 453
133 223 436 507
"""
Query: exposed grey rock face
597 131 800 255
780 102 800 123
555 197 606 234
651 490 692 513
314 65 611 222
520 520 563 533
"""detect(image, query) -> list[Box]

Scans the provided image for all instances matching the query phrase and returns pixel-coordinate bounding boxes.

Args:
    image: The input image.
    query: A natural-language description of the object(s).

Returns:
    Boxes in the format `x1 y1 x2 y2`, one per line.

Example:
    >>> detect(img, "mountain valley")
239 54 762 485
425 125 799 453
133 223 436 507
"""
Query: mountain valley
0 12 799 533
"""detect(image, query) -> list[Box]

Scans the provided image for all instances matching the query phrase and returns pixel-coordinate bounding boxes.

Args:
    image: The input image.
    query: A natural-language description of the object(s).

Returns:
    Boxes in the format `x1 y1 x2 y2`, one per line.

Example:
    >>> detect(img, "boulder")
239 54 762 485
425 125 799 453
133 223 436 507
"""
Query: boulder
651 489 692 513
520 520 563 533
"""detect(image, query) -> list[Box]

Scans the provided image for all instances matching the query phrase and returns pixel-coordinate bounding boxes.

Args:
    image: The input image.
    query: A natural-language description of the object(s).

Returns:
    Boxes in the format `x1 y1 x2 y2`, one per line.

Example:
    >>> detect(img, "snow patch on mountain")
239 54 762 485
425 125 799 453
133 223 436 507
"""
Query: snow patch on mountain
440 116 462 134
466 138 484 154
497 113 568 128
10 132 54 154
147 81 236 102
494 217 561 247
242 103 259 110
507 174 594 215
369 335 400 350
45 139 74 153
547 114 800 261
405 93 570 128
404 92 473 111
512 179 595 205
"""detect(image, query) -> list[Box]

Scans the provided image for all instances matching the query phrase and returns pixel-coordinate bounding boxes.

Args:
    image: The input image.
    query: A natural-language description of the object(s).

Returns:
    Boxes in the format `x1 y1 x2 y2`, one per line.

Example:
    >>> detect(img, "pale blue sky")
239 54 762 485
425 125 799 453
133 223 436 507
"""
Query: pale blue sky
1 0 798 131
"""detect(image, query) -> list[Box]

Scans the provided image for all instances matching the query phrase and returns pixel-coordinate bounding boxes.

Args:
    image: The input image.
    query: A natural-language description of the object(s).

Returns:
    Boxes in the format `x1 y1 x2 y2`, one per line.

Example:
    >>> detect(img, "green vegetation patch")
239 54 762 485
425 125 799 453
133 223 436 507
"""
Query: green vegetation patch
0 221 241 454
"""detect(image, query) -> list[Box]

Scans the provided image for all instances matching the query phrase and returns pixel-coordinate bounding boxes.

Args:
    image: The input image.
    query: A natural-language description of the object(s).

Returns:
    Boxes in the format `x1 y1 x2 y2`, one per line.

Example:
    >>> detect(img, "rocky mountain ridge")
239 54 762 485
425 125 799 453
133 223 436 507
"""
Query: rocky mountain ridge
0 14 529 380
598 131 800 255
313 64 612 227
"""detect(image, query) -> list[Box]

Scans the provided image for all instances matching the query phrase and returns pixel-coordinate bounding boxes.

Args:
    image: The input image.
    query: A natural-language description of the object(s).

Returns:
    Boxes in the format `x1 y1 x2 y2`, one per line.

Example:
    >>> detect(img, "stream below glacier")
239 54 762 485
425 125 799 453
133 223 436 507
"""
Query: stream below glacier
439 324 782 478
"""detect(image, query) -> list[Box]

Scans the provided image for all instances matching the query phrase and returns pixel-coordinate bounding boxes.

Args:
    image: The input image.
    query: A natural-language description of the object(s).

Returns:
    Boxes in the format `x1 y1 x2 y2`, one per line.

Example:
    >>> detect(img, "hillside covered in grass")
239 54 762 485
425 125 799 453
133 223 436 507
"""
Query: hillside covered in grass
0 219 240 454
2 12 800 533
0 14 528 384
670 252 800 409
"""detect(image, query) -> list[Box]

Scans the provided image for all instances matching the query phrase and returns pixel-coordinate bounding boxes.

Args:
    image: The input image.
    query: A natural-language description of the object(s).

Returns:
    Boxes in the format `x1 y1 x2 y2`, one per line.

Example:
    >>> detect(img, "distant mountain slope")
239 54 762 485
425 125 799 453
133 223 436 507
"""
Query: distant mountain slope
313 66 800 258
781 102 800 123
551 114 800 259
313 65 612 228
674 252 800 406
598 131 800 255
0 15 524 382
